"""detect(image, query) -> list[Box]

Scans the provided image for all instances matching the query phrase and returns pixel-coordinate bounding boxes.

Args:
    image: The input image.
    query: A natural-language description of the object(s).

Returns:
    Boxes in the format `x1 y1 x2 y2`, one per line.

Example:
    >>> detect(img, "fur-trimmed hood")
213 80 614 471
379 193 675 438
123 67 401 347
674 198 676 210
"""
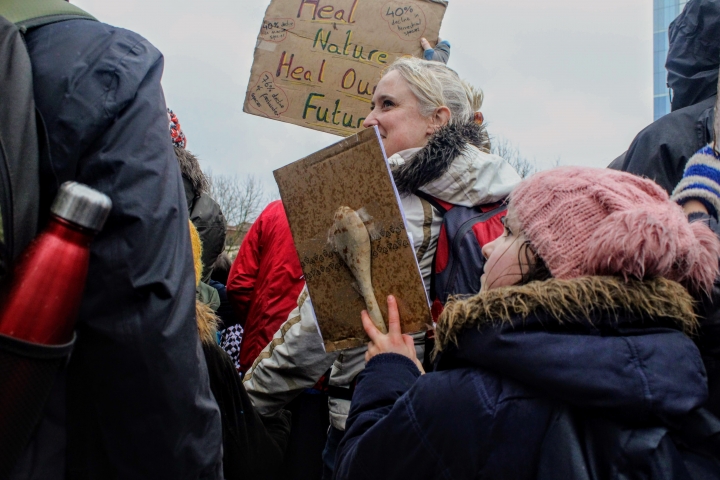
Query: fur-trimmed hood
434 276 708 418
389 122 521 206
196 300 220 346
175 146 209 197
436 276 698 354
190 219 219 345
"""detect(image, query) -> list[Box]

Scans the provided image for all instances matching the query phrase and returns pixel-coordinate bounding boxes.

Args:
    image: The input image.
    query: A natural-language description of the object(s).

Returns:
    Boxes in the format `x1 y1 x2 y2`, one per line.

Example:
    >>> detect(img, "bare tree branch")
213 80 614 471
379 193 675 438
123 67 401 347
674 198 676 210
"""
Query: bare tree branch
491 136 537 179
207 172 267 253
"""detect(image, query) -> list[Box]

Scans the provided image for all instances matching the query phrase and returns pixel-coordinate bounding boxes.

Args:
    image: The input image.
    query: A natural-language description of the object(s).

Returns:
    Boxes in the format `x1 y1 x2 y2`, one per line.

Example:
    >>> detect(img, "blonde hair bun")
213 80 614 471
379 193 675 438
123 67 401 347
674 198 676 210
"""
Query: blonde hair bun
385 57 481 125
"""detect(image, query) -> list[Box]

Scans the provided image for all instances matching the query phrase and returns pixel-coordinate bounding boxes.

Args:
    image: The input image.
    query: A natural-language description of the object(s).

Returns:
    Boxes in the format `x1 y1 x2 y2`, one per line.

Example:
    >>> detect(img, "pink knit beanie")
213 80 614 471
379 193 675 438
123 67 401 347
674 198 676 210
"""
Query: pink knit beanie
510 166 720 292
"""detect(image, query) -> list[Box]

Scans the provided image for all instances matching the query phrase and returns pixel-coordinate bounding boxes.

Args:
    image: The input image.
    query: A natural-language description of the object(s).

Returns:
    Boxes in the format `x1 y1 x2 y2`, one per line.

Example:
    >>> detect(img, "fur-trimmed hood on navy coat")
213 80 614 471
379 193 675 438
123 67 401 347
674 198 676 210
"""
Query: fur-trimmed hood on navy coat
334 276 710 480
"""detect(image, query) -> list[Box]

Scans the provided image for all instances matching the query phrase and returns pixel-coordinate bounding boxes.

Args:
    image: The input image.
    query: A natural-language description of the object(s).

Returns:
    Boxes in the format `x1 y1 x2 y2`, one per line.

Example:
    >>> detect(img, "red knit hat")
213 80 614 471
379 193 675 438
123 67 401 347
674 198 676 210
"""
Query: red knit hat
167 108 186 149
510 167 720 292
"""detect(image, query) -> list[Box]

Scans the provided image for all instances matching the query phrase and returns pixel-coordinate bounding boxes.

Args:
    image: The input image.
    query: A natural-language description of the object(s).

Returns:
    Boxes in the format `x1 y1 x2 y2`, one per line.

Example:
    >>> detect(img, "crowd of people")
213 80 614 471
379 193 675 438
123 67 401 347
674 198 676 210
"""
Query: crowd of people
3 0 720 478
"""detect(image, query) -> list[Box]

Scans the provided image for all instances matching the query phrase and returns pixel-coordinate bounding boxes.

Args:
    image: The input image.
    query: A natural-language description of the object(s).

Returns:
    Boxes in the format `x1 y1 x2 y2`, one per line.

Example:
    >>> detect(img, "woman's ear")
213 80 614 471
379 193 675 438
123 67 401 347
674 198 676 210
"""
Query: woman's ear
427 106 451 135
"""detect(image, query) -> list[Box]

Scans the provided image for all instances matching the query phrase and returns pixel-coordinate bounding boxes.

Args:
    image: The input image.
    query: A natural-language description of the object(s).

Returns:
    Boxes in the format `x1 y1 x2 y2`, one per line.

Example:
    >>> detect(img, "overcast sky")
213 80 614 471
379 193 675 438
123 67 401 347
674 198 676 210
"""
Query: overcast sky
74 0 653 194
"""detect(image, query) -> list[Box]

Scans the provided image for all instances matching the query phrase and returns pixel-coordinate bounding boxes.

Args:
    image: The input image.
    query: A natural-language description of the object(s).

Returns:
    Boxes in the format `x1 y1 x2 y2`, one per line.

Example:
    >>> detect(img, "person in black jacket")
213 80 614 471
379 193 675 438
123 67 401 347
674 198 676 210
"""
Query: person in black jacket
610 0 720 193
9 1 223 478
610 1 720 421
335 167 720 479
169 123 239 331
170 109 227 282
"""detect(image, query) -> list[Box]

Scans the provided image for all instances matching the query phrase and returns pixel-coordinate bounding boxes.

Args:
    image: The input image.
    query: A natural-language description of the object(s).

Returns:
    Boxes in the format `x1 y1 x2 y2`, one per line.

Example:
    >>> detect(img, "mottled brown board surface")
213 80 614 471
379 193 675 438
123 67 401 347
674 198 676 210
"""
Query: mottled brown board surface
274 127 430 352
244 0 447 136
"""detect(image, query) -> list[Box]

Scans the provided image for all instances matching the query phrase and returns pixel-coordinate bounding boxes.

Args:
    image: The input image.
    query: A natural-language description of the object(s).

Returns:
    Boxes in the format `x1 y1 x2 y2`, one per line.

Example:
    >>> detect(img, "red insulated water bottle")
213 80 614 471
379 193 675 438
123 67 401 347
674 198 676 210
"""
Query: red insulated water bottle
0 182 111 345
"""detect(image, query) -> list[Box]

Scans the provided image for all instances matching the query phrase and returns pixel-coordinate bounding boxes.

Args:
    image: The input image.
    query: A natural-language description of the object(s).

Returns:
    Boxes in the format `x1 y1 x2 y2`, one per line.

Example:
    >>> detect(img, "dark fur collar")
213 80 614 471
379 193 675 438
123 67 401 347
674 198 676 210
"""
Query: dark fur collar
434 276 698 355
174 146 209 196
391 122 490 195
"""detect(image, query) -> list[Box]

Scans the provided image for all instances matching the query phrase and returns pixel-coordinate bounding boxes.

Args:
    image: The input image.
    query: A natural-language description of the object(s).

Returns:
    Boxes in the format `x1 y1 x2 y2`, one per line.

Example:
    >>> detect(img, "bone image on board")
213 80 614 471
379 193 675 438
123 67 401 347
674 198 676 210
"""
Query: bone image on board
274 126 430 352
328 205 387 334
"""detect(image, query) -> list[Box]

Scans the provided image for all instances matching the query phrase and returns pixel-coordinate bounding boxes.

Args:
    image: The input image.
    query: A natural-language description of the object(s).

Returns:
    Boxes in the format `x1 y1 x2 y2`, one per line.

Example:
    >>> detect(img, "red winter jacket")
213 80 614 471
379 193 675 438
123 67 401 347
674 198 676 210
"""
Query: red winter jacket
227 200 305 372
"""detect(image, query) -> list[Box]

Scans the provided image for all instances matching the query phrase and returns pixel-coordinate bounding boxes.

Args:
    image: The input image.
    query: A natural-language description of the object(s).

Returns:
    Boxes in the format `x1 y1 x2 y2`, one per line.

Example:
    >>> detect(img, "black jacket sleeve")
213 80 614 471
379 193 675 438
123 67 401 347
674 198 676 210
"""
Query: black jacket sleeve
334 354 427 480
620 96 715 194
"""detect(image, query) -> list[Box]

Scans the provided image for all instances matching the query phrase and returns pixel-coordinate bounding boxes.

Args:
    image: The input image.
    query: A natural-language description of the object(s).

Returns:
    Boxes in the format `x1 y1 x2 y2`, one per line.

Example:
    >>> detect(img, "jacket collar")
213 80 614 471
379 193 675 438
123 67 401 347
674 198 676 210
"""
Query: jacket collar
388 122 521 206
390 122 490 195
434 276 707 418
435 276 698 356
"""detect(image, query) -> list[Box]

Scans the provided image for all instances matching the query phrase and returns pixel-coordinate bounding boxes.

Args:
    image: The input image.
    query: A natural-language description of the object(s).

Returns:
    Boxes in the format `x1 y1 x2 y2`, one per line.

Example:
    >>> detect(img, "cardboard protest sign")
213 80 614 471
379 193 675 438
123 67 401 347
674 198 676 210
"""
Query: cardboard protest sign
274 127 431 352
244 0 448 136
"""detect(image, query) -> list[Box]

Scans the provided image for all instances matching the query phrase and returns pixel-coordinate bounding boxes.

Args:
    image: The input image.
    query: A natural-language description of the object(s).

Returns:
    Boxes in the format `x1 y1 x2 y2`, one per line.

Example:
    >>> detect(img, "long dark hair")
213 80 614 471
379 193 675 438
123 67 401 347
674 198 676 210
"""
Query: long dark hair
518 240 551 284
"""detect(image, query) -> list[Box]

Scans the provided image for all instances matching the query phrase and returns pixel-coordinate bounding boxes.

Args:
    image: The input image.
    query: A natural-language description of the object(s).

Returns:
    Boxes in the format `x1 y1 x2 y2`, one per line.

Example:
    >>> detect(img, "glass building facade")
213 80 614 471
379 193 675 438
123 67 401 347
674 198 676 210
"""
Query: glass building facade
654 0 687 120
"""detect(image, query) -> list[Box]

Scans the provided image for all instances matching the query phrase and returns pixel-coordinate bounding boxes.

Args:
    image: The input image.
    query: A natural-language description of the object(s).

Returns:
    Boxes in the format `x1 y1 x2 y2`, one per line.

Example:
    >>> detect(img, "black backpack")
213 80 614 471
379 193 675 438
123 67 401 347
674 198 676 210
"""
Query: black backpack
0 16 42 289
0 4 96 476
0 1 96 291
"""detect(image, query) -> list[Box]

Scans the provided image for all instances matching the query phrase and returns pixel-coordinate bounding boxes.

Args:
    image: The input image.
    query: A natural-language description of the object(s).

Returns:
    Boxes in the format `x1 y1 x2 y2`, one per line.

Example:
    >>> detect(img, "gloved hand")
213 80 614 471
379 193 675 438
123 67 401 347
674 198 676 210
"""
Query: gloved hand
671 144 720 219
420 37 450 64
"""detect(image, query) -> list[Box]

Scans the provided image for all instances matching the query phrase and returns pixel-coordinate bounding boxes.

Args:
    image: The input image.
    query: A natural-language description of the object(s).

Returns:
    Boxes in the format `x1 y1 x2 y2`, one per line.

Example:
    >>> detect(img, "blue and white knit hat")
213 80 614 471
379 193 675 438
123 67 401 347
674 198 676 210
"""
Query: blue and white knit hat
671 144 720 218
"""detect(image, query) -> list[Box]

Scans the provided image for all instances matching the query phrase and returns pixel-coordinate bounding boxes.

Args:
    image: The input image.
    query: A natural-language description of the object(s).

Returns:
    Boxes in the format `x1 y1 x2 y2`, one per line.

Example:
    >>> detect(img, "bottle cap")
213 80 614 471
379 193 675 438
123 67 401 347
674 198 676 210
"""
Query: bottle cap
51 182 112 232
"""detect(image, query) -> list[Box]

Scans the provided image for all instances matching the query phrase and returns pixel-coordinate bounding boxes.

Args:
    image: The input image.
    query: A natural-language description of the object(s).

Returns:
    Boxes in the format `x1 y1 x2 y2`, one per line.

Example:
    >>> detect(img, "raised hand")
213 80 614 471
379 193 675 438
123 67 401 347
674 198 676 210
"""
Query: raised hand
419 37 450 64
362 295 425 373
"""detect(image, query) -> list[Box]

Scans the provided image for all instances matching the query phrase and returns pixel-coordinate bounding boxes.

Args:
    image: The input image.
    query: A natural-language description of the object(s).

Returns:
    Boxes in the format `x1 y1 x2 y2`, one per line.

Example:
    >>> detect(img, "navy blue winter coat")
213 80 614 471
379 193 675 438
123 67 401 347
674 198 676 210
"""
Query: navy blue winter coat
335 276 714 480
11 18 223 479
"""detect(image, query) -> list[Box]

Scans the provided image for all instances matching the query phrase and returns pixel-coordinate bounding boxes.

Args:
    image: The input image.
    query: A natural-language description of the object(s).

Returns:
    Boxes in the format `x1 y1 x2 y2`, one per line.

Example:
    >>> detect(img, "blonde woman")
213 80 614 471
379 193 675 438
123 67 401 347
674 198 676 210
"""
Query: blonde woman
243 56 521 479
